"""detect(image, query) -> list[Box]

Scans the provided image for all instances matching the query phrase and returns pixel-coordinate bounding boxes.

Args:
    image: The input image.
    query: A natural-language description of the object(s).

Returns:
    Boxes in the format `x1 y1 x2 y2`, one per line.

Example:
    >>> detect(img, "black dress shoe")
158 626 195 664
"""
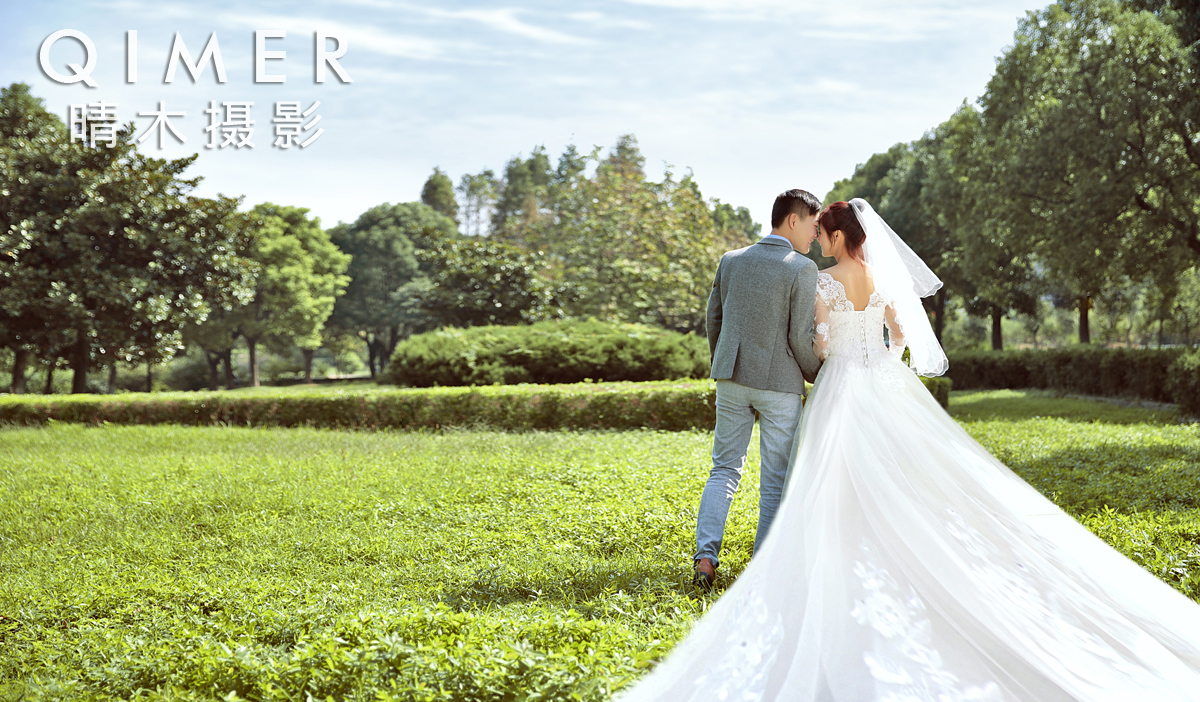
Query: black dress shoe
693 557 716 591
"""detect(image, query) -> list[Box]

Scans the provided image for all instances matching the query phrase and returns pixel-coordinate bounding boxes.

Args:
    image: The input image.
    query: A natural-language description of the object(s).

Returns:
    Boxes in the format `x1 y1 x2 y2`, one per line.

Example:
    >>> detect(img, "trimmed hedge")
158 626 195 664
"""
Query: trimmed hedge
0 377 950 432
382 319 709 387
0 382 716 432
947 347 1189 405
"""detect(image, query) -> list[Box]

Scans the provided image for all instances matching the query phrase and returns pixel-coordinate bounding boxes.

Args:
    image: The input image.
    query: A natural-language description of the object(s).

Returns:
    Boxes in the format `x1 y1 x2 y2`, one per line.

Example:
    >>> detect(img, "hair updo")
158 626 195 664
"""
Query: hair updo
818 201 867 262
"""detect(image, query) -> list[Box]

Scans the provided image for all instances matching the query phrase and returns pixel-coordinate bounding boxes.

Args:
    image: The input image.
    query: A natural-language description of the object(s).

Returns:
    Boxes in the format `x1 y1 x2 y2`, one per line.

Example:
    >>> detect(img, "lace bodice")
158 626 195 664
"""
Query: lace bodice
814 271 906 366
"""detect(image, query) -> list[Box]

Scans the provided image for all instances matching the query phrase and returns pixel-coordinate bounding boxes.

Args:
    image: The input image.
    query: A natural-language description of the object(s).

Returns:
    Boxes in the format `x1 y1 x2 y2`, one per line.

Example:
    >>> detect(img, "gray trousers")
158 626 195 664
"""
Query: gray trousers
695 379 803 569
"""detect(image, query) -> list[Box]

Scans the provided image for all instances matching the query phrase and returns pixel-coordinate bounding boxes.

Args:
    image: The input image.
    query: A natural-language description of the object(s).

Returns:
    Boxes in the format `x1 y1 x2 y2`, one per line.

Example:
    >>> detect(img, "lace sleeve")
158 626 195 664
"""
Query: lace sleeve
884 301 906 359
814 289 831 361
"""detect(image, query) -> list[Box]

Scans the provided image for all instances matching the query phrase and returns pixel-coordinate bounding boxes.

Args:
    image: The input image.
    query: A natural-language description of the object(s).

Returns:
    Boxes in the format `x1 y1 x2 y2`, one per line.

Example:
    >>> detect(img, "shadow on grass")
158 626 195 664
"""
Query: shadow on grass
950 390 1179 425
1006 443 1200 514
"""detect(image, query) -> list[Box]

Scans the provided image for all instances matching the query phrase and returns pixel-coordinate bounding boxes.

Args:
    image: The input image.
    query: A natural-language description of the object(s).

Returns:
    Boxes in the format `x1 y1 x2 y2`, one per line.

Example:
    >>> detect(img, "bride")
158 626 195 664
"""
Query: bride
618 199 1200 701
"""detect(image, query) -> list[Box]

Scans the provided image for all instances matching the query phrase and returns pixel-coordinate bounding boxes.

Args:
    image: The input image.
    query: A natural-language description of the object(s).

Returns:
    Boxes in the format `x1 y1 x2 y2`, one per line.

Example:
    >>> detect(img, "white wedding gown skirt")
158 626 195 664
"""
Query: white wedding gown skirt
621 350 1200 699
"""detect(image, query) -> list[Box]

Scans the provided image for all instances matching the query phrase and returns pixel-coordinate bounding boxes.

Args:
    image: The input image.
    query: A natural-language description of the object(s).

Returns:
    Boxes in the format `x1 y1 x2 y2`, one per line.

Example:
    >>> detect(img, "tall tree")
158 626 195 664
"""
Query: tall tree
824 143 909 206
328 202 457 376
250 204 350 382
0 83 65 392
922 104 1040 350
420 167 459 224
0 83 257 392
497 138 729 333
490 146 553 237
221 206 350 387
978 0 1200 342
456 170 497 237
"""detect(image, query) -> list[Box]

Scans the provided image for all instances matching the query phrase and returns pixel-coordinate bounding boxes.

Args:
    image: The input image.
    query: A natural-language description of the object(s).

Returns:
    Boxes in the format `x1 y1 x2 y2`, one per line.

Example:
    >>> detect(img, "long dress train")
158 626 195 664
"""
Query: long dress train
618 271 1200 701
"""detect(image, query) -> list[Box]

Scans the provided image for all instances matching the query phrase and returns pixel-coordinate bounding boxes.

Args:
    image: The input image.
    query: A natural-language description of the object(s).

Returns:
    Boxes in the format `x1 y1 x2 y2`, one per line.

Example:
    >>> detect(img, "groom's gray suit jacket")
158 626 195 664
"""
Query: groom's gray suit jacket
706 237 822 395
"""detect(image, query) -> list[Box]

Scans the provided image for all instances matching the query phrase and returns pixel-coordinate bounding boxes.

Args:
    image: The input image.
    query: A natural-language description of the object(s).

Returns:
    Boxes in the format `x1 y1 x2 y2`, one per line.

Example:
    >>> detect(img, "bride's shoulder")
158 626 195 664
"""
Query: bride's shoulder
816 267 844 290
815 269 842 306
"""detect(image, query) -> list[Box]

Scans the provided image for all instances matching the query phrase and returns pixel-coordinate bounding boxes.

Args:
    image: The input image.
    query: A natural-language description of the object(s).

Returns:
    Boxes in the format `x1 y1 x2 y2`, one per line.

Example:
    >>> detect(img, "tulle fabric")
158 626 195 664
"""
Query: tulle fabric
619 352 1200 701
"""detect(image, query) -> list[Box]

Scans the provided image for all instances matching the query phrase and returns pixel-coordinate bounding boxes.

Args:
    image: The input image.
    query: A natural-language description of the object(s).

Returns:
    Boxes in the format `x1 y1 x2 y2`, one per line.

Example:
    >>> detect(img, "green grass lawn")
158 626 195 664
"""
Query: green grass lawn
1 390 1199 700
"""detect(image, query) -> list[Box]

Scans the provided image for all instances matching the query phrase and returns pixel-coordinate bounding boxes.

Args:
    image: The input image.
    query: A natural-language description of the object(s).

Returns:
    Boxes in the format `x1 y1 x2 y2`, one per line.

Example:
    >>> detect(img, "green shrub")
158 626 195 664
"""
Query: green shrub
947 347 1186 403
383 319 709 387
1167 350 1200 417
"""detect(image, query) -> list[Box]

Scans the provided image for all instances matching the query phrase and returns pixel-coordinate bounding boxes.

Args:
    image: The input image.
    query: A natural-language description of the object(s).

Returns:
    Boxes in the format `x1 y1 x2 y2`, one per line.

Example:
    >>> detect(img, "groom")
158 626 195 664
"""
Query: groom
694 188 823 590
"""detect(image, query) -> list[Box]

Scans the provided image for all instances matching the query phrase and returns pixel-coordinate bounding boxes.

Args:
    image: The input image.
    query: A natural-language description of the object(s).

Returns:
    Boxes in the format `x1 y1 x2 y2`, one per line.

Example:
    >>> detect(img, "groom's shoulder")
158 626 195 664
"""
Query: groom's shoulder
722 242 815 271
782 251 817 272
722 243 756 258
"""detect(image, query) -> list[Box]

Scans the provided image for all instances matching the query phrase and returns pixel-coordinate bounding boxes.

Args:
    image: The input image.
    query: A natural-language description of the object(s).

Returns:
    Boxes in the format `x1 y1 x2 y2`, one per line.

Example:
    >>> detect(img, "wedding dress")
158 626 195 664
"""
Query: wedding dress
618 204 1200 701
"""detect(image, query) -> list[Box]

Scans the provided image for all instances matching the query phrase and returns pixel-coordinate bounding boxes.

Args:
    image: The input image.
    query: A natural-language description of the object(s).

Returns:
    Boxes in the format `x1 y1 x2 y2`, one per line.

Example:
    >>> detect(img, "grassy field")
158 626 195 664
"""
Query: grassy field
1 390 1199 700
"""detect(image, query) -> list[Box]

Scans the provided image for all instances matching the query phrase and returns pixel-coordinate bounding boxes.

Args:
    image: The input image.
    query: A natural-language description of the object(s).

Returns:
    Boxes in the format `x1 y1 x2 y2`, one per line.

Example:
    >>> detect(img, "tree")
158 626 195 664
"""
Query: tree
0 83 258 393
409 238 553 328
490 146 553 237
0 83 66 392
328 202 458 376
494 138 730 333
222 206 351 387
420 167 459 224
978 0 1200 342
250 204 350 382
918 105 1042 350
457 170 497 237
712 201 762 247
824 143 909 206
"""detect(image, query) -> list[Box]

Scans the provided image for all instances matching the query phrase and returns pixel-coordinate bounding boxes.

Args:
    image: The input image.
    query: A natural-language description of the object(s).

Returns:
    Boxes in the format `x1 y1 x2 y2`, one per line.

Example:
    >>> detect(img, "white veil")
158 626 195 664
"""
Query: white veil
850 198 949 377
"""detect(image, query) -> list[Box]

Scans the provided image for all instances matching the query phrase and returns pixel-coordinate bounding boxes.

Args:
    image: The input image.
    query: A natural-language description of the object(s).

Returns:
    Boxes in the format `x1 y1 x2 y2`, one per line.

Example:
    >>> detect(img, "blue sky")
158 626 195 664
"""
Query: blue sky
2 0 1048 233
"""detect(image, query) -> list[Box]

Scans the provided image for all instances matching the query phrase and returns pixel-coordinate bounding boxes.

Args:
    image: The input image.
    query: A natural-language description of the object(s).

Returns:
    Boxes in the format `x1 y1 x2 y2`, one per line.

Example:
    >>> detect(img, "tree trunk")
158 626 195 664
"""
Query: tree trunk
1078 295 1091 344
247 337 260 387
367 340 378 379
43 360 55 394
146 361 153 393
1158 317 1165 348
107 362 118 394
303 349 315 383
933 289 946 343
221 350 236 389
382 325 402 371
205 350 221 391
11 348 28 394
71 326 90 394
991 307 1004 351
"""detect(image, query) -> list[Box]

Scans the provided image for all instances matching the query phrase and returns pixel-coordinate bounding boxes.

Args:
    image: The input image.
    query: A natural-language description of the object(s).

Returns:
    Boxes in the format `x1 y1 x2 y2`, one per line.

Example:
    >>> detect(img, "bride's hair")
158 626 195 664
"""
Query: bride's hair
818 201 866 261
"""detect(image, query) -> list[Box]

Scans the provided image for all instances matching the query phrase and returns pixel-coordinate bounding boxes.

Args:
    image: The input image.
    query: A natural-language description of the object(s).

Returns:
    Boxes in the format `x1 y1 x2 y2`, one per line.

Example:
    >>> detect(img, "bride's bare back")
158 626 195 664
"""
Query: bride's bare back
823 260 875 311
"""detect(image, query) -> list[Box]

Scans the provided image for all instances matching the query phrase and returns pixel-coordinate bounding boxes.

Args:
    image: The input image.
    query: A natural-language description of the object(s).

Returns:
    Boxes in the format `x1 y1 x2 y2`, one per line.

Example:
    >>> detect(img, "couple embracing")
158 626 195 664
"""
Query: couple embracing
619 191 1200 700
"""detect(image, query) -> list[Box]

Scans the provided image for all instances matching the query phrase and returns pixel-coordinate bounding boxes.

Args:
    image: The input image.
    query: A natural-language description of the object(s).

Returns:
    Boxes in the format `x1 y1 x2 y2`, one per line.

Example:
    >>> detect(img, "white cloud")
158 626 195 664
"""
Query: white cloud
233 14 451 60
421 7 591 45
566 11 652 31
813 77 858 95
616 0 1033 41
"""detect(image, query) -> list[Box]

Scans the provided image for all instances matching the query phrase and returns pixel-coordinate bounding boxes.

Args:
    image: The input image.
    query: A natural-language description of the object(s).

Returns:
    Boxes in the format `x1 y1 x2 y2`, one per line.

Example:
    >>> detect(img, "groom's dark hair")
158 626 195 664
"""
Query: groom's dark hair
771 189 822 228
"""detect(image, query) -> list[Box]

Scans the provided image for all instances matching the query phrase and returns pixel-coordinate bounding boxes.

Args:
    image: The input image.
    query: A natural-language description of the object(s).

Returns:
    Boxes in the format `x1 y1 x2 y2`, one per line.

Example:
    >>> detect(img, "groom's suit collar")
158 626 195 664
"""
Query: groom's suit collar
757 235 794 249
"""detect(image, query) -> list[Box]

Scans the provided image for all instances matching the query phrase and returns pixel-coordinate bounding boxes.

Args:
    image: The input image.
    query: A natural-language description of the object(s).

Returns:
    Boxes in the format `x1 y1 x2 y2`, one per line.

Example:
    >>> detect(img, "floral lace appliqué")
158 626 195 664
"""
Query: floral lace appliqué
817 272 887 312
852 539 1002 702
689 575 784 702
